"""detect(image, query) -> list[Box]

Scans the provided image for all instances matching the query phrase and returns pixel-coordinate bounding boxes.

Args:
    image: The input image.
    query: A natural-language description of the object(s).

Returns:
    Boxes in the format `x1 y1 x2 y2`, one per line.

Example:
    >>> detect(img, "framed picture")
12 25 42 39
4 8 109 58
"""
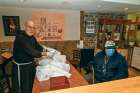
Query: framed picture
85 20 96 34
2 16 20 36
84 15 96 35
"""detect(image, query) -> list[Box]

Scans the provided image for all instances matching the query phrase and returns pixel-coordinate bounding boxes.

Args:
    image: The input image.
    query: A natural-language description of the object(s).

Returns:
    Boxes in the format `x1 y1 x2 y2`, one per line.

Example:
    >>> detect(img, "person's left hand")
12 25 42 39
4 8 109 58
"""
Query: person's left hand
41 51 48 56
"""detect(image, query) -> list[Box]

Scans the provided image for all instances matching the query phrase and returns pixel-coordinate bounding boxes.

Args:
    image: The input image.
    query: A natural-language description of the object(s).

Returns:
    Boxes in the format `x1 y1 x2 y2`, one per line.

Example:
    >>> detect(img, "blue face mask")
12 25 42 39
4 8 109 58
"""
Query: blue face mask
105 49 115 57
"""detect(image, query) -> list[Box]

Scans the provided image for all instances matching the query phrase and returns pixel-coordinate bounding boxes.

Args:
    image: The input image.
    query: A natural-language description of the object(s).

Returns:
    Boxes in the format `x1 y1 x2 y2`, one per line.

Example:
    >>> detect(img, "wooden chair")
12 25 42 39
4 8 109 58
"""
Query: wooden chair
0 52 12 93
71 49 80 68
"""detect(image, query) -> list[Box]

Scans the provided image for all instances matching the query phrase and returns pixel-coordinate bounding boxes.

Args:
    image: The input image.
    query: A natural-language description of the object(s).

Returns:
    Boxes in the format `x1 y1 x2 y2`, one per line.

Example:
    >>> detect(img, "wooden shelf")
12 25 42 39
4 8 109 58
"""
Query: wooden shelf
99 18 131 25
97 18 131 49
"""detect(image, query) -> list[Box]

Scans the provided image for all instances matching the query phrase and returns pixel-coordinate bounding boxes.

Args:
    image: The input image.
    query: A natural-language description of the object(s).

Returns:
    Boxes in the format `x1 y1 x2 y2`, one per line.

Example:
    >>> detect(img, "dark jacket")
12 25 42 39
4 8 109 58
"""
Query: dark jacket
13 30 43 63
91 50 128 83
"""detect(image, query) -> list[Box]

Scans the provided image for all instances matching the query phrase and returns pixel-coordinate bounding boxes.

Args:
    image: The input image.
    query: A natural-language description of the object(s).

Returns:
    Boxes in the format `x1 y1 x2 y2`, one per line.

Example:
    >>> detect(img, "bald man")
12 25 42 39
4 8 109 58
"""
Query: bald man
12 20 47 93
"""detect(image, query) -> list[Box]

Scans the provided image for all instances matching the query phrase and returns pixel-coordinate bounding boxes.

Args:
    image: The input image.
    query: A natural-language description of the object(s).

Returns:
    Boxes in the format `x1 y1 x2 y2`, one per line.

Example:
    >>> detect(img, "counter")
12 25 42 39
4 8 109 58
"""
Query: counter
43 76 140 93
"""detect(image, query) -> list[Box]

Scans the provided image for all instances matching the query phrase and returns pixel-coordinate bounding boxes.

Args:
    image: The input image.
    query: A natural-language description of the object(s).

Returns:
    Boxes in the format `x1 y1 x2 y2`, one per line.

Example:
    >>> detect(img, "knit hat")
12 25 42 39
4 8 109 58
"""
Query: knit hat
105 40 116 48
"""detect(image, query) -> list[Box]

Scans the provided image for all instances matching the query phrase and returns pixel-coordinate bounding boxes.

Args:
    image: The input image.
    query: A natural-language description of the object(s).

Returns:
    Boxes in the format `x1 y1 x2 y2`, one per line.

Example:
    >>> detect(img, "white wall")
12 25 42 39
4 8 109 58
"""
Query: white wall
0 7 80 42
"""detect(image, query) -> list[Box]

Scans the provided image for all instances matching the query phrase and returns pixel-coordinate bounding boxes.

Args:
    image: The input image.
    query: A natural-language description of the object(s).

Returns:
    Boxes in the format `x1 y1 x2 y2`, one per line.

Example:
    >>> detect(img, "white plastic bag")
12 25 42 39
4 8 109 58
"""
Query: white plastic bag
36 47 71 81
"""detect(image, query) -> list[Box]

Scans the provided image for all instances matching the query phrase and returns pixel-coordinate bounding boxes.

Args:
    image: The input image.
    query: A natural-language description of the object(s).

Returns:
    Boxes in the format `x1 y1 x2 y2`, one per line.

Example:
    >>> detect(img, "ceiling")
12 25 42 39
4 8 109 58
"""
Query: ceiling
0 0 140 13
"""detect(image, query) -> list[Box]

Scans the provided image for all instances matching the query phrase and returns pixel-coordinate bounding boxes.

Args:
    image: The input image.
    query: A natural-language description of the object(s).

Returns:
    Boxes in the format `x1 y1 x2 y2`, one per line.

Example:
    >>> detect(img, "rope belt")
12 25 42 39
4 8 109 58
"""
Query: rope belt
12 59 32 93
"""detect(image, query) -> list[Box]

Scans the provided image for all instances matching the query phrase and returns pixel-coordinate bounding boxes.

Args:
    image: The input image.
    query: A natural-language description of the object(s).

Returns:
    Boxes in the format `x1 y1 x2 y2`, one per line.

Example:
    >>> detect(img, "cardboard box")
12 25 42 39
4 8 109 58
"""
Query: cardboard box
50 76 70 90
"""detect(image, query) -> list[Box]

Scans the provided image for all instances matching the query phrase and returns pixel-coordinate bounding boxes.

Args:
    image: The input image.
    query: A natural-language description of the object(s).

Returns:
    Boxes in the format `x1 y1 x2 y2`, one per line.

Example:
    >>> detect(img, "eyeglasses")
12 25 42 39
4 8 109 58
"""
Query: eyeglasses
27 25 35 29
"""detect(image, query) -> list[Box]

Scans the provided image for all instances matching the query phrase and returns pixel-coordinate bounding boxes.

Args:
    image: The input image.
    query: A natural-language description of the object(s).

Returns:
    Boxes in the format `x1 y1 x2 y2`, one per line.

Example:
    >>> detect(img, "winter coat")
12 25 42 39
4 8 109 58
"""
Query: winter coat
91 50 128 83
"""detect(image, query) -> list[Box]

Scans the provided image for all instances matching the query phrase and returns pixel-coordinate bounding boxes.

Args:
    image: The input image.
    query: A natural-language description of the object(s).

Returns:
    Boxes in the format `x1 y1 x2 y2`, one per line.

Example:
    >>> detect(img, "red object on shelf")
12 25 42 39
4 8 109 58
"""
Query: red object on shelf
50 76 70 90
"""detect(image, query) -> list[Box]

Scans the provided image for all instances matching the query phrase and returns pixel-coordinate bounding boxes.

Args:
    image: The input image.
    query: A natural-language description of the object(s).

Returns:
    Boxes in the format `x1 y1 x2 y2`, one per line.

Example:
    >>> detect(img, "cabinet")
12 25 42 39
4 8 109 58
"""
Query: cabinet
131 47 140 69
97 18 131 49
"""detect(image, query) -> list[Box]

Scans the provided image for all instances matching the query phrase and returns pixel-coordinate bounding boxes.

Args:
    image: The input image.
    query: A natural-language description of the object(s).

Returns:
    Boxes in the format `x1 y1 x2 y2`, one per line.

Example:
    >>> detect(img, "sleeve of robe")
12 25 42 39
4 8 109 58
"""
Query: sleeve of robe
34 37 44 52
17 35 42 58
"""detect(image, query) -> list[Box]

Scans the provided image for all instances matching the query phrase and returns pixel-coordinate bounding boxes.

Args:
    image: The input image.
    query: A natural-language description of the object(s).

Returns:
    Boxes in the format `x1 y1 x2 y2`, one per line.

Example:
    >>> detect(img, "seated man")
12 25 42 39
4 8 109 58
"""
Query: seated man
90 40 128 83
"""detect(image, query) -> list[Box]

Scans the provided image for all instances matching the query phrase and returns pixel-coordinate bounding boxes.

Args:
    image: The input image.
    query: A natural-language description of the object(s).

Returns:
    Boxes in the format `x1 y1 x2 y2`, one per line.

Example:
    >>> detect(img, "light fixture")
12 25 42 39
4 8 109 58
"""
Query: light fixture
124 7 129 11
97 5 101 8
19 0 27 3
102 0 140 5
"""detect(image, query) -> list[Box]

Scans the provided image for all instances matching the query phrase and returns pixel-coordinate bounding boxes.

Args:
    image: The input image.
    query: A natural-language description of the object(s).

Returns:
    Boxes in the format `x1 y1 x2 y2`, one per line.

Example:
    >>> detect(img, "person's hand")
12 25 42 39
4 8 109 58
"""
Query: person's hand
43 48 48 52
41 51 48 56
33 58 41 66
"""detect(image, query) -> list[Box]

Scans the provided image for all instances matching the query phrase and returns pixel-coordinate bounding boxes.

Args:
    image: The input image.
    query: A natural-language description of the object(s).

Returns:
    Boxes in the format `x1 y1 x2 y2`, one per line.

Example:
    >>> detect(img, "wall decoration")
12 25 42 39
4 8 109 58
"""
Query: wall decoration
84 15 96 34
2 16 20 36
32 12 64 41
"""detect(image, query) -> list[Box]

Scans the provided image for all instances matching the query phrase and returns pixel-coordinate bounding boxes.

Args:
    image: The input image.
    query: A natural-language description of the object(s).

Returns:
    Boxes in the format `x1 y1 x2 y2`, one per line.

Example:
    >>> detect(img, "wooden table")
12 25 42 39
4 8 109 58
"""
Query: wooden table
43 76 140 93
32 62 88 93
0 52 12 64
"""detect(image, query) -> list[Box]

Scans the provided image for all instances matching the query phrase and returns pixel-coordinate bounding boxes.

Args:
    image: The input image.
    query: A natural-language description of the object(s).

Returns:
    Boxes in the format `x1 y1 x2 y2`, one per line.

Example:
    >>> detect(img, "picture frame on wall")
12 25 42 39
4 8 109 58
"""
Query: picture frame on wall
2 16 20 36
84 15 97 35
85 20 96 34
